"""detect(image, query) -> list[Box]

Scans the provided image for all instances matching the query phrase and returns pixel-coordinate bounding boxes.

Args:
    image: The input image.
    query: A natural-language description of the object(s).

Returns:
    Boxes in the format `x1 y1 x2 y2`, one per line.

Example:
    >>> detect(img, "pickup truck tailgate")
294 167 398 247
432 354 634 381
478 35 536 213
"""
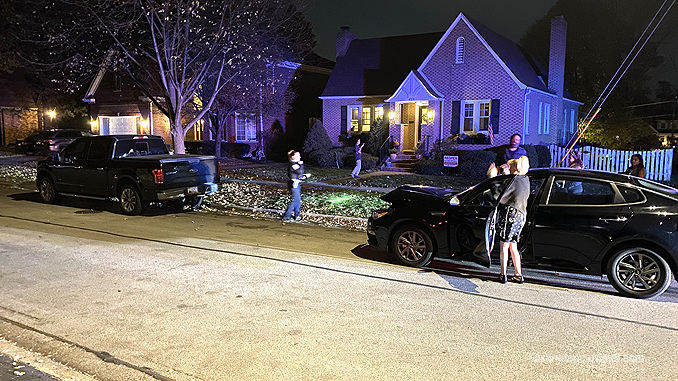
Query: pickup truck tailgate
160 156 219 187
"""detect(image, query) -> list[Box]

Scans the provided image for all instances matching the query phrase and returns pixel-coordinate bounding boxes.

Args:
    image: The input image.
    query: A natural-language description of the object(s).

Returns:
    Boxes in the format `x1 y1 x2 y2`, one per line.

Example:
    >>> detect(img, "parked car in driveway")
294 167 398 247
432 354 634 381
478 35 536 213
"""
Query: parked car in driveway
36 135 219 215
17 129 95 155
367 168 678 298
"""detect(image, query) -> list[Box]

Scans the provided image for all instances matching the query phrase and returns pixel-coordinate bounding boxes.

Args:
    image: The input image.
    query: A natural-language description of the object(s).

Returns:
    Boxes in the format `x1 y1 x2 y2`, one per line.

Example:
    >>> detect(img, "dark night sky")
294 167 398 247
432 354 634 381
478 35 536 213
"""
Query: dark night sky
303 0 559 60
301 0 677 90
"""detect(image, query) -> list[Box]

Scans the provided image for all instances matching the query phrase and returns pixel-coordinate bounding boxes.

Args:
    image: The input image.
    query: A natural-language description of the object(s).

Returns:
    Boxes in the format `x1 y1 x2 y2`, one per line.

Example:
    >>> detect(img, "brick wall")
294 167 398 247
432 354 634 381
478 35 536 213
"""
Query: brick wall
420 21 525 148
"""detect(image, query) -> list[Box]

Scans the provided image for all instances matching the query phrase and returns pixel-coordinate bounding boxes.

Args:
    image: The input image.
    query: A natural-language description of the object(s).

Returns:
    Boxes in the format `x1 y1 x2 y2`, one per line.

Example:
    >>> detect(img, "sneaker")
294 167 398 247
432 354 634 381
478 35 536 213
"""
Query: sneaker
294 216 302 221
282 218 292 223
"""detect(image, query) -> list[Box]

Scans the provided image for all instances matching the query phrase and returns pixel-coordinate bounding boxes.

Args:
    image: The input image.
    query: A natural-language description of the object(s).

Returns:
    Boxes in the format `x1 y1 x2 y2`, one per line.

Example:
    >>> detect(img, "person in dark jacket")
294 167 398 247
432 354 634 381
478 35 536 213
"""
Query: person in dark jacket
351 139 364 178
497 133 527 166
489 156 530 284
282 150 308 222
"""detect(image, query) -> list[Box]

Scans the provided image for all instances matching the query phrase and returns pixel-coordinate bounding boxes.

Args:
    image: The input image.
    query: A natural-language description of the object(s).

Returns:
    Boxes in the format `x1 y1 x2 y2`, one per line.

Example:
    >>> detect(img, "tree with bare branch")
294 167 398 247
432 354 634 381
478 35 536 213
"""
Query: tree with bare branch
13 0 314 153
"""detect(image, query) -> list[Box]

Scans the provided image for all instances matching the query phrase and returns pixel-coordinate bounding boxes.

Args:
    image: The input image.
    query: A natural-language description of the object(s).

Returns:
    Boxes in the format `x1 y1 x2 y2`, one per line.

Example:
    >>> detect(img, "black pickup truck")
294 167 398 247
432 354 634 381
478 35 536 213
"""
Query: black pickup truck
36 135 220 215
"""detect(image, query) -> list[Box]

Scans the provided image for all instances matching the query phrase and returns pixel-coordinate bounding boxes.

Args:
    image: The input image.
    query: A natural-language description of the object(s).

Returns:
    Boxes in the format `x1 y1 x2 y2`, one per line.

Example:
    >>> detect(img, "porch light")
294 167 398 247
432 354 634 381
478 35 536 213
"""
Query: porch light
427 109 434 122
46 110 56 120
140 119 149 132
90 119 98 129
388 111 395 121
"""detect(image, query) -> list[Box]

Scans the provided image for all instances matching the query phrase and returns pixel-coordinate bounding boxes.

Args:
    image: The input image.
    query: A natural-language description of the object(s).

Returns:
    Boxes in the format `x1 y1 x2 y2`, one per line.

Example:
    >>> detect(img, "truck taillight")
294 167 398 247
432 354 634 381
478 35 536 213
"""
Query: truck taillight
152 169 164 184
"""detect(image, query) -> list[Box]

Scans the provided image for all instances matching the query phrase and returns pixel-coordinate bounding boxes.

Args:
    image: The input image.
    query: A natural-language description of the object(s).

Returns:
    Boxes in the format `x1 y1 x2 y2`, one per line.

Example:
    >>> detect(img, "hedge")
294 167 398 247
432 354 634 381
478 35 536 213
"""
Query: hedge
458 150 498 178
414 159 444 175
187 141 251 158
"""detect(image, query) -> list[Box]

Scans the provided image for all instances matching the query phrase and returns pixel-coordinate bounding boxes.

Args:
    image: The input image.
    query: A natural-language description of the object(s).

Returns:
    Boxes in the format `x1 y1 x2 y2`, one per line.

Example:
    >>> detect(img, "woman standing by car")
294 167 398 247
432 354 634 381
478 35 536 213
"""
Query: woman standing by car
624 154 646 178
489 156 530 284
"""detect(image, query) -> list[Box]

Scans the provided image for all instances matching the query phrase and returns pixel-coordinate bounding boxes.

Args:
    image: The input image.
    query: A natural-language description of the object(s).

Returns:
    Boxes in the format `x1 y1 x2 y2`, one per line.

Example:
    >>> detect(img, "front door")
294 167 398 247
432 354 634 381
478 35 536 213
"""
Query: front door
400 103 417 150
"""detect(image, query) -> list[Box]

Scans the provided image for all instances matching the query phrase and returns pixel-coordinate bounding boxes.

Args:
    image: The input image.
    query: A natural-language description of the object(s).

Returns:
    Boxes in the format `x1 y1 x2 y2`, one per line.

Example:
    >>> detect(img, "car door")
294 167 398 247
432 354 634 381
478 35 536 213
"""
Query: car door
529 175 632 271
78 138 111 196
448 176 513 261
54 139 91 194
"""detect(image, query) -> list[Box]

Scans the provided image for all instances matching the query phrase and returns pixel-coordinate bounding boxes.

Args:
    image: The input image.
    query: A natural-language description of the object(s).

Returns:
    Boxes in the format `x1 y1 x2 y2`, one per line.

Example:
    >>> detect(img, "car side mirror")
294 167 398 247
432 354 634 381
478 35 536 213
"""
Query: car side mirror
52 153 61 162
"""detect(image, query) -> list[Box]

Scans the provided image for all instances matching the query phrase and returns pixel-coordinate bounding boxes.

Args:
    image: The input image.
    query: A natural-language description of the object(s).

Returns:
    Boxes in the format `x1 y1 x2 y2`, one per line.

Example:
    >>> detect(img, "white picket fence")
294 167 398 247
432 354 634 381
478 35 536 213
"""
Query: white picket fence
548 145 674 182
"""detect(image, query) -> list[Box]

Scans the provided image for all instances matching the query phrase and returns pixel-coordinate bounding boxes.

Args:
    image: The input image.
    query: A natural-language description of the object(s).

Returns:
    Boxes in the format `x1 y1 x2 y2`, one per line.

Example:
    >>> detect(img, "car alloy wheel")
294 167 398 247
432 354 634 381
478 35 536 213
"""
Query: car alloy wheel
119 185 143 215
39 178 59 204
607 247 671 299
391 225 434 268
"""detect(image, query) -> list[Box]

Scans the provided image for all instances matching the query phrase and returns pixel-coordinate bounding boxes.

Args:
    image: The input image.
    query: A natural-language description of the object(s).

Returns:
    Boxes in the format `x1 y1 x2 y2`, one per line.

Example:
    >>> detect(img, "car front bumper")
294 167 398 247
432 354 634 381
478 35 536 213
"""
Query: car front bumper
156 183 219 200
367 218 389 251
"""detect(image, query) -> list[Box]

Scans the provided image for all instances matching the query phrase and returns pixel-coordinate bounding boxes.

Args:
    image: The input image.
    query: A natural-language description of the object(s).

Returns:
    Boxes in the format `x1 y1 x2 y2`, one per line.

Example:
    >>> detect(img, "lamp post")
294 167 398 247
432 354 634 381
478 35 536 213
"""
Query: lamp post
46 109 56 129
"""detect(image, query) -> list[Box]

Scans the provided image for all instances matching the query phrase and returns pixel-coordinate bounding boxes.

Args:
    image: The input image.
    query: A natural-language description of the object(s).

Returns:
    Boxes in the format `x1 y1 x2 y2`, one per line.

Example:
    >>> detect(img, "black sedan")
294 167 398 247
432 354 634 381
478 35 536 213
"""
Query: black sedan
367 168 678 299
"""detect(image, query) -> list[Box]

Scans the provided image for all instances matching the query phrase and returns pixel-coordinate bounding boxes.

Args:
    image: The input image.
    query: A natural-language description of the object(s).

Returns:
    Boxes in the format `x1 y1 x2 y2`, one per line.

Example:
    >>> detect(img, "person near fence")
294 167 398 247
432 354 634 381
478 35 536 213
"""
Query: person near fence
498 134 527 166
351 139 364 178
282 150 309 222
488 156 530 284
624 154 646 178
568 151 584 169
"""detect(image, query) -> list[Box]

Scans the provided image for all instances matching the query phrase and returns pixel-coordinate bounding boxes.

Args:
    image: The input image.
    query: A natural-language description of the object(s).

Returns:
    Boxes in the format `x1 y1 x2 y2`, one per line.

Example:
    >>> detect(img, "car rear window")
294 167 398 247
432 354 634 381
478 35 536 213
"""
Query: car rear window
114 139 168 158
637 179 678 201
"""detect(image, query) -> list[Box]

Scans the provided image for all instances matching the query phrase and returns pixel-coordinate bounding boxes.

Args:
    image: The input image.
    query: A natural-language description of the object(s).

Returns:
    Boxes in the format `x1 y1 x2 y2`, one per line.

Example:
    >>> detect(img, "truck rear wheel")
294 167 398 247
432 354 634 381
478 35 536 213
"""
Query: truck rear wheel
119 184 143 215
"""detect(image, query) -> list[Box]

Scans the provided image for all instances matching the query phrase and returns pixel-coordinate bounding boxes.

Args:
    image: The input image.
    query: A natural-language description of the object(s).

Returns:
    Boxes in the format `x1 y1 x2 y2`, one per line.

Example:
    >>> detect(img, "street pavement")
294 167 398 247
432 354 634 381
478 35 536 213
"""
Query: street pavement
0 155 677 380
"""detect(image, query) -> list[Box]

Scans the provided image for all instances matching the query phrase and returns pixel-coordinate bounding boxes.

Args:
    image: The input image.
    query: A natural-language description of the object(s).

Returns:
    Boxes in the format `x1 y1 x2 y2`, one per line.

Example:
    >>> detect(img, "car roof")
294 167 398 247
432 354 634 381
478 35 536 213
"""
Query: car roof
528 168 633 182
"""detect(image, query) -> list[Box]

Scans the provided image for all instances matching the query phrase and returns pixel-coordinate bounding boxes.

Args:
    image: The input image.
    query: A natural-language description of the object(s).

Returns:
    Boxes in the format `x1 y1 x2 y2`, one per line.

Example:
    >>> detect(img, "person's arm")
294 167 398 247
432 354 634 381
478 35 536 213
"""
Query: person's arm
639 168 646 178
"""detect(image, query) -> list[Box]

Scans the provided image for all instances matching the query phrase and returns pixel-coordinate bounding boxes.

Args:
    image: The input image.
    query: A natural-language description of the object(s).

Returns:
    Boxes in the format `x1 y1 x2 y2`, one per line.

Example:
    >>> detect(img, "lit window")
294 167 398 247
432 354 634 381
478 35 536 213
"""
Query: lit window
479 102 490 131
236 112 257 141
463 104 474 132
349 106 360 132
456 37 465 64
361 107 371 131
375 106 384 120
462 101 492 134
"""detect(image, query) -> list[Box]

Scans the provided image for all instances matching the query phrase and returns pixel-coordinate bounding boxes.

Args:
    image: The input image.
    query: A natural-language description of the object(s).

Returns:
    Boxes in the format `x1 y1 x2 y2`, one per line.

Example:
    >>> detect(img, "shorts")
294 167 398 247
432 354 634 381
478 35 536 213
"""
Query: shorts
496 204 525 243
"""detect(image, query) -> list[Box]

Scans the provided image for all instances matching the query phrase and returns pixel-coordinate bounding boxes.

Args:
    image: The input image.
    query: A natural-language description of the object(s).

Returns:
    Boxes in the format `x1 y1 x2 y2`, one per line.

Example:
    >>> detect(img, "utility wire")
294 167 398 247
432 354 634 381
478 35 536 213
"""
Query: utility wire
558 0 676 166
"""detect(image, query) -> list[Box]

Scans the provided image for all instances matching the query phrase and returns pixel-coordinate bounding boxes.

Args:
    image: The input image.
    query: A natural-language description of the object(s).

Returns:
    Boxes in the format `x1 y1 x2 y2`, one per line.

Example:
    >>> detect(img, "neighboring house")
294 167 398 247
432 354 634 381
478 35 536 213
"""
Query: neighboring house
631 100 678 147
83 56 333 153
0 70 40 146
320 13 583 153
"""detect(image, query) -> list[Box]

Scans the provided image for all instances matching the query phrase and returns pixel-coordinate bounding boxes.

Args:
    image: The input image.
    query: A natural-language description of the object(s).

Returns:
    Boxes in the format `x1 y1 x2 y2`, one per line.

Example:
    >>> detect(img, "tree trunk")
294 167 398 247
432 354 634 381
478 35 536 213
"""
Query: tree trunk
172 129 186 155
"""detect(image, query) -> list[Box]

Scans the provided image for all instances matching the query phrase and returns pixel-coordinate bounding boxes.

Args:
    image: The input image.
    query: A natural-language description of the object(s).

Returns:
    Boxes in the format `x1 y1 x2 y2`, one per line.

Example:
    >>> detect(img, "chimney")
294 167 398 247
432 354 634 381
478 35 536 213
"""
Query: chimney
548 16 567 143
336 26 357 58
548 16 567 97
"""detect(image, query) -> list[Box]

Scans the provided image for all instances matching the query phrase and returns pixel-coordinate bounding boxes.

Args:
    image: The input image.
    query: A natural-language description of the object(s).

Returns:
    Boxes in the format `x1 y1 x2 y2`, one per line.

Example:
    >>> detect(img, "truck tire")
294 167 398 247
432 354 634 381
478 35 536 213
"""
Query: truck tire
118 184 143 215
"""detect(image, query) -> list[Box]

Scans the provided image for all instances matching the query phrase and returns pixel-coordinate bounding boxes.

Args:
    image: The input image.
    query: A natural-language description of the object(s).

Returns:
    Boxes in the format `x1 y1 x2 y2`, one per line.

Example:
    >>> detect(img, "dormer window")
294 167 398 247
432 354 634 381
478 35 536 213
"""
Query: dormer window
456 37 465 64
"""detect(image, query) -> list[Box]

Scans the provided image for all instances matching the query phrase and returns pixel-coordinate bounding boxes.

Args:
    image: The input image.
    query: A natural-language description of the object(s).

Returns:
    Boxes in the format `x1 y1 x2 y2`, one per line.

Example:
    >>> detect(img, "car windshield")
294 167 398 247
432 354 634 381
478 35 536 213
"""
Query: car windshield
637 179 678 201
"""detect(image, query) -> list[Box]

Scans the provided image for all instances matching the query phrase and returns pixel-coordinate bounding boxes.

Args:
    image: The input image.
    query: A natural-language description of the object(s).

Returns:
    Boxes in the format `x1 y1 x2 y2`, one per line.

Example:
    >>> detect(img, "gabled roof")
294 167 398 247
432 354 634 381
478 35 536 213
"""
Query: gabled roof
322 12 578 101
320 32 444 98
385 71 442 102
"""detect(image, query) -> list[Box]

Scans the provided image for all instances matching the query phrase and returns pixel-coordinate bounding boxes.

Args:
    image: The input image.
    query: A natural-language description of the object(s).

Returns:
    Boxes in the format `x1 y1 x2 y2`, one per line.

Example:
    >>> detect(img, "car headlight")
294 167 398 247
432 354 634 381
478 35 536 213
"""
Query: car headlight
371 209 391 220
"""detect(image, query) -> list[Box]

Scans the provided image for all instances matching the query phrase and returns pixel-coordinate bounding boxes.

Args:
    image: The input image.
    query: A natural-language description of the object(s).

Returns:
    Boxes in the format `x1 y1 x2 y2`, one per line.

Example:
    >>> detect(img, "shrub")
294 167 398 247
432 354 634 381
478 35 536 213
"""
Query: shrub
533 145 552 168
308 147 354 168
303 119 333 154
263 120 287 162
521 144 539 169
199 141 250 158
361 154 378 170
458 150 497 178
432 135 460 161
364 118 387 156
414 159 444 175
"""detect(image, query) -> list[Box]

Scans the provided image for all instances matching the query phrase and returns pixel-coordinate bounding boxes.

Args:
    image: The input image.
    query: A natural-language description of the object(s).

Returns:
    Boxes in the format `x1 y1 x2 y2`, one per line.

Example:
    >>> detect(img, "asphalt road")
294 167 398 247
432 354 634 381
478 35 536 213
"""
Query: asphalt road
0 183 677 381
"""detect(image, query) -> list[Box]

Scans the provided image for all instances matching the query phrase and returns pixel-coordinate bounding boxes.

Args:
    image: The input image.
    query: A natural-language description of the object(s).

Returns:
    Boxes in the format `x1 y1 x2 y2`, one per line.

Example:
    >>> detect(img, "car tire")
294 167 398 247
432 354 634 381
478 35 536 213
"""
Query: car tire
38 177 60 204
118 184 143 215
390 225 434 268
606 247 672 299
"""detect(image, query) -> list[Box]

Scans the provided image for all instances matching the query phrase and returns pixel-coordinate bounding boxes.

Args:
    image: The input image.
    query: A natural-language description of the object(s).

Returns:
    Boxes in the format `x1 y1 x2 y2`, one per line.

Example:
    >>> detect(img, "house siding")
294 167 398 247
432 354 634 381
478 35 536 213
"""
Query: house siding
2 108 39 145
420 20 524 149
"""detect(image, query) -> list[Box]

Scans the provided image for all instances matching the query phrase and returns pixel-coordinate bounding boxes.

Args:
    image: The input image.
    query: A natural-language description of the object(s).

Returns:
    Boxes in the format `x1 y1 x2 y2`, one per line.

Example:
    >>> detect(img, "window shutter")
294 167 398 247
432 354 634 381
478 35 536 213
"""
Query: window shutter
340 105 347 134
451 101 461 134
490 99 500 134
